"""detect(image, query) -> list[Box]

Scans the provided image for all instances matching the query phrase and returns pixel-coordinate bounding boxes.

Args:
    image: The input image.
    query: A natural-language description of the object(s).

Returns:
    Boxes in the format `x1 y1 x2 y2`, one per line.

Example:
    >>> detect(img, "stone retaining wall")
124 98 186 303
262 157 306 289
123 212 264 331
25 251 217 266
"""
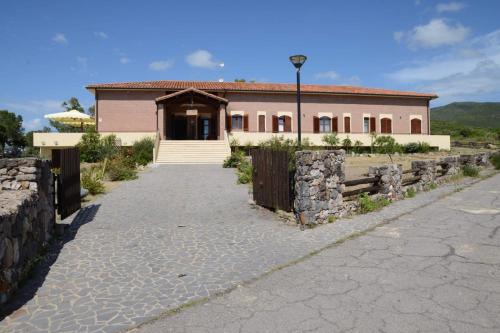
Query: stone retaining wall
0 158 55 304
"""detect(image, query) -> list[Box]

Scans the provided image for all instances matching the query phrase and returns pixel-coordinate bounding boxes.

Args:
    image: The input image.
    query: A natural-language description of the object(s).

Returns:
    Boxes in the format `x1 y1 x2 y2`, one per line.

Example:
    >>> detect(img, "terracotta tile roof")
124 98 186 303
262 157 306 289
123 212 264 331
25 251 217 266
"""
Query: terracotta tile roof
86 80 437 99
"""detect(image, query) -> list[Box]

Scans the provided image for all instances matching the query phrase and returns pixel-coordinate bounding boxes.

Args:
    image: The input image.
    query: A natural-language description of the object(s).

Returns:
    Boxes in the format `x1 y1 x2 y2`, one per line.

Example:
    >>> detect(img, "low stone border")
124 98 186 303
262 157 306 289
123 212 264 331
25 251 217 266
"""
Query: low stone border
294 151 493 226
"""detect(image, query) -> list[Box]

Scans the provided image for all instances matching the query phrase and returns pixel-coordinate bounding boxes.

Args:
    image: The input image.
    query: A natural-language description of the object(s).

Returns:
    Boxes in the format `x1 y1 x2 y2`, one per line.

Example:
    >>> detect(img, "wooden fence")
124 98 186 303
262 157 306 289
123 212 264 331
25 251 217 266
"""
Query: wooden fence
251 149 293 212
343 176 380 198
52 148 81 219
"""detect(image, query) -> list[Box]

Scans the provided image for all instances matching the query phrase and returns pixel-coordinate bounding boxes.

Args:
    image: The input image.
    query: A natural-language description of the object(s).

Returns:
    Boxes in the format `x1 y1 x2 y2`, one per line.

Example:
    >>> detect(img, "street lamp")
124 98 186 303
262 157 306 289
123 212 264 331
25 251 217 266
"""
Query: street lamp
289 54 307 145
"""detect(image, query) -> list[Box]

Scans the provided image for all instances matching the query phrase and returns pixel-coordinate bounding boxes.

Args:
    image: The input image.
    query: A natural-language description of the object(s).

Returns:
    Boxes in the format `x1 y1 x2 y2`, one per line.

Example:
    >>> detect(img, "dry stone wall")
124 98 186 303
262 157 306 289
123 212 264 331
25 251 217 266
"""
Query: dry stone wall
0 158 55 304
294 151 493 226
368 164 403 200
294 150 346 225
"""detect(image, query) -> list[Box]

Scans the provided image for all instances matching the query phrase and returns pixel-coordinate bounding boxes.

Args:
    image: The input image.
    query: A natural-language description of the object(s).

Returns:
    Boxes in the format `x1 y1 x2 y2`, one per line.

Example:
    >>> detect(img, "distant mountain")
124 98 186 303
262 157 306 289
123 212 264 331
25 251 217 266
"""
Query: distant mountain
431 102 500 129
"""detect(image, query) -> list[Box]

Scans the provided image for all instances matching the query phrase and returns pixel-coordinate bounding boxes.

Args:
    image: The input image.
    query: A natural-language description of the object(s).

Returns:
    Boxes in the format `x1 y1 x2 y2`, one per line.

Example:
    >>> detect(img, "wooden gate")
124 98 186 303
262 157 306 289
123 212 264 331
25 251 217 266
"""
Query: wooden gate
52 148 81 219
251 149 293 212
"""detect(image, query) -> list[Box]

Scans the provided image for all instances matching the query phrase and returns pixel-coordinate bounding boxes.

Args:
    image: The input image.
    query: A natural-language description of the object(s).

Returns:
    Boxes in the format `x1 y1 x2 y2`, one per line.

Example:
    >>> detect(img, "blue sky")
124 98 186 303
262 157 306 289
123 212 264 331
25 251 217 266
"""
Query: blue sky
1 0 499 131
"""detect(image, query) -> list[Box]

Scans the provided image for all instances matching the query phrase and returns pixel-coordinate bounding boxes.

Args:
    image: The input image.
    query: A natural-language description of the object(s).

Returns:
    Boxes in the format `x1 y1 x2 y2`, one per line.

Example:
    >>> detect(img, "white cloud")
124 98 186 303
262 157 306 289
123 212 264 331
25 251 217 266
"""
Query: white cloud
186 50 220 69
94 31 108 39
395 19 469 49
24 118 42 131
436 2 465 13
422 60 500 98
4 100 63 113
314 71 340 80
149 60 174 71
52 33 68 44
313 71 361 85
388 29 500 99
393 31 405 42
120 57 131 64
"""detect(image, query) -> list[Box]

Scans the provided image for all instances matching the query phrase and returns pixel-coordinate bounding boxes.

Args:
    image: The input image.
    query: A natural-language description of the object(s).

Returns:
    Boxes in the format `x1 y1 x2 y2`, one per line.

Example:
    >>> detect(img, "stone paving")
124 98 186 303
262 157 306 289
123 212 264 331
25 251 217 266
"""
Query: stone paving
134 173 500 333
0 165 497 333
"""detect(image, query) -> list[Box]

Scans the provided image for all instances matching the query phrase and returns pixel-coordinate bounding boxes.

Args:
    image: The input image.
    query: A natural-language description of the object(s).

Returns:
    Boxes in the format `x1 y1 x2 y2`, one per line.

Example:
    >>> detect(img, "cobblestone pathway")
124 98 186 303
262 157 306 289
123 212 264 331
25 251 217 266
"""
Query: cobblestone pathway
1 165 498 333
135 174 500 333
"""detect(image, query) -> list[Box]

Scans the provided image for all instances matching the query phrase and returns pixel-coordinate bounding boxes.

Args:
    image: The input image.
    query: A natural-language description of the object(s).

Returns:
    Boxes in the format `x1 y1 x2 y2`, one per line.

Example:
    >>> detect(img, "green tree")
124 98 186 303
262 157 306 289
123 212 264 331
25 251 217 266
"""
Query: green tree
50 97 86 132
62 97 84 112
0 110 26 155
88 105 95 117
373 136 402 163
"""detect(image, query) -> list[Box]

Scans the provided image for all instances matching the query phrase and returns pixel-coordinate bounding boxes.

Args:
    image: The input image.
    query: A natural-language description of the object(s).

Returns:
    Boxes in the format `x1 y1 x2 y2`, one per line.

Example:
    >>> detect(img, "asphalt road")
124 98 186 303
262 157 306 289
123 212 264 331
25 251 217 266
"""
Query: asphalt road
134 174 500 333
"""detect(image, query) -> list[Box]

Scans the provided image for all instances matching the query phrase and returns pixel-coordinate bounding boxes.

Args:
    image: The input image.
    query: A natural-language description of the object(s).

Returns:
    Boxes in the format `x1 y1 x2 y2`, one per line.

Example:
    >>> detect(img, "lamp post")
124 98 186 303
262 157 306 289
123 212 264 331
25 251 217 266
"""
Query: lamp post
289 54 307 145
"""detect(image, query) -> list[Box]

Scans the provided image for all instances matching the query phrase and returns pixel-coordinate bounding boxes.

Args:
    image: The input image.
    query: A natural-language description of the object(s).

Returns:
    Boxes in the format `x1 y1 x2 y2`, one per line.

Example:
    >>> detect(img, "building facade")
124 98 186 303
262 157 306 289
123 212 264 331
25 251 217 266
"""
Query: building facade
34 80 450 162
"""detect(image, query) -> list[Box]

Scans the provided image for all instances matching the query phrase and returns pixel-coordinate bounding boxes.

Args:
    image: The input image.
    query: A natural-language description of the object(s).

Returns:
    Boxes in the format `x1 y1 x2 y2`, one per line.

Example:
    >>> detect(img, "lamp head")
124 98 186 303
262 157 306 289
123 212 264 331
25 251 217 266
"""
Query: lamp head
289 54 307 69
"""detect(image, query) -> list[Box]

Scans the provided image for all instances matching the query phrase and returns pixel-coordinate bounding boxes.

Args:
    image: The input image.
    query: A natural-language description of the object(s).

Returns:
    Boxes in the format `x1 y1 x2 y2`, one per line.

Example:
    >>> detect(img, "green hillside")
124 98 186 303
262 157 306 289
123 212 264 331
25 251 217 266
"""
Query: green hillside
431 102 500 129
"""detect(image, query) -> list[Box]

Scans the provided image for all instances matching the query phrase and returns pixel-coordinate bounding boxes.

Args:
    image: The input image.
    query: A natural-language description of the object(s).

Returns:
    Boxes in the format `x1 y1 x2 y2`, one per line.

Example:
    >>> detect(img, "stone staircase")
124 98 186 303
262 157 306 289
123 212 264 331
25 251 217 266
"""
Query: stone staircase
155 140 231 164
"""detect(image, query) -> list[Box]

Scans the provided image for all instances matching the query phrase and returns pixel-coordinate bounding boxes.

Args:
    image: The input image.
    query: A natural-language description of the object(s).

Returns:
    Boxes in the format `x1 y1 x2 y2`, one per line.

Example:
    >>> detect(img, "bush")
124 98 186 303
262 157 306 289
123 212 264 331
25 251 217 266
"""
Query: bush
322 133 340 147
403 142 419 154
77 128 120 163
100 134 120 160
403 142 432 154
106 155 137 181
81 166 105 195
258 135 310 172
236 157 253 184
461 164 479 177
223 150 246 168
131 137 154 166
357 193 390 214
342 137 352 152
373 136 402 154
353 140 364 154
417 142 431 153
490 153 500 170
78 128 102 162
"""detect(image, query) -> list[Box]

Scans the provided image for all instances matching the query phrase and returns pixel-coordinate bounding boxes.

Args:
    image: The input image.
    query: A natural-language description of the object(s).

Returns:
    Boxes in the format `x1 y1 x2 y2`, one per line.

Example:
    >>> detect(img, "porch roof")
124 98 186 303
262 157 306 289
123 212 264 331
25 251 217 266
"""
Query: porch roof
155 87 229 104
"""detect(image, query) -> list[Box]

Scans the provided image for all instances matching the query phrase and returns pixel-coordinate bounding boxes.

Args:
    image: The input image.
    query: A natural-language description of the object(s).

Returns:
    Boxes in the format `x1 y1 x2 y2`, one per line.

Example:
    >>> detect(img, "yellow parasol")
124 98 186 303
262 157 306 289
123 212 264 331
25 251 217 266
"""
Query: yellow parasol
44 109 95 131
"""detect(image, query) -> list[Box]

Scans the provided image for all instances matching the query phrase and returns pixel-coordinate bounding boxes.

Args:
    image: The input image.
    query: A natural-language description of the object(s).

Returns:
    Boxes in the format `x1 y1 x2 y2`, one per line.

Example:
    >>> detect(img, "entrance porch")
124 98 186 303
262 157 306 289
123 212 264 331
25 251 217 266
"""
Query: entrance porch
156 88 228 140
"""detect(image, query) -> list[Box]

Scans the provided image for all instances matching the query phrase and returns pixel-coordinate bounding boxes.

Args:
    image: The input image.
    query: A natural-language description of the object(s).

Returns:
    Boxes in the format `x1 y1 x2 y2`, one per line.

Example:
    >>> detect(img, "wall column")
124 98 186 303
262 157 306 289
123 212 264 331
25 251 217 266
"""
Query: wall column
157 104 165 139
219 104 226 140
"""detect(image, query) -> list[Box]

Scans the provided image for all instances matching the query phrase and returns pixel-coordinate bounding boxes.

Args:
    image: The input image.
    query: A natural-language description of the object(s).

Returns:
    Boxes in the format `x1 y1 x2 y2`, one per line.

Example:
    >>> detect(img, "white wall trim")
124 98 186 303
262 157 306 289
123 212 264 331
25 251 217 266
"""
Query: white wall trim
379 113 393 119
318 112 333 118
230 110 245 116
277 111 293 117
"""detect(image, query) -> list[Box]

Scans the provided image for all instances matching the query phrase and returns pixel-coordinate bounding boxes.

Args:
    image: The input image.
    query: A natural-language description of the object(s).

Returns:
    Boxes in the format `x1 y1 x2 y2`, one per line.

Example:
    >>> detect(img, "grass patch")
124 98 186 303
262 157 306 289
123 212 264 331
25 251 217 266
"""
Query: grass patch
327 215 337 223
490 153 500 170
357 193 391 214
404 187 416 198
81 165 106 195
461 164 480 177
